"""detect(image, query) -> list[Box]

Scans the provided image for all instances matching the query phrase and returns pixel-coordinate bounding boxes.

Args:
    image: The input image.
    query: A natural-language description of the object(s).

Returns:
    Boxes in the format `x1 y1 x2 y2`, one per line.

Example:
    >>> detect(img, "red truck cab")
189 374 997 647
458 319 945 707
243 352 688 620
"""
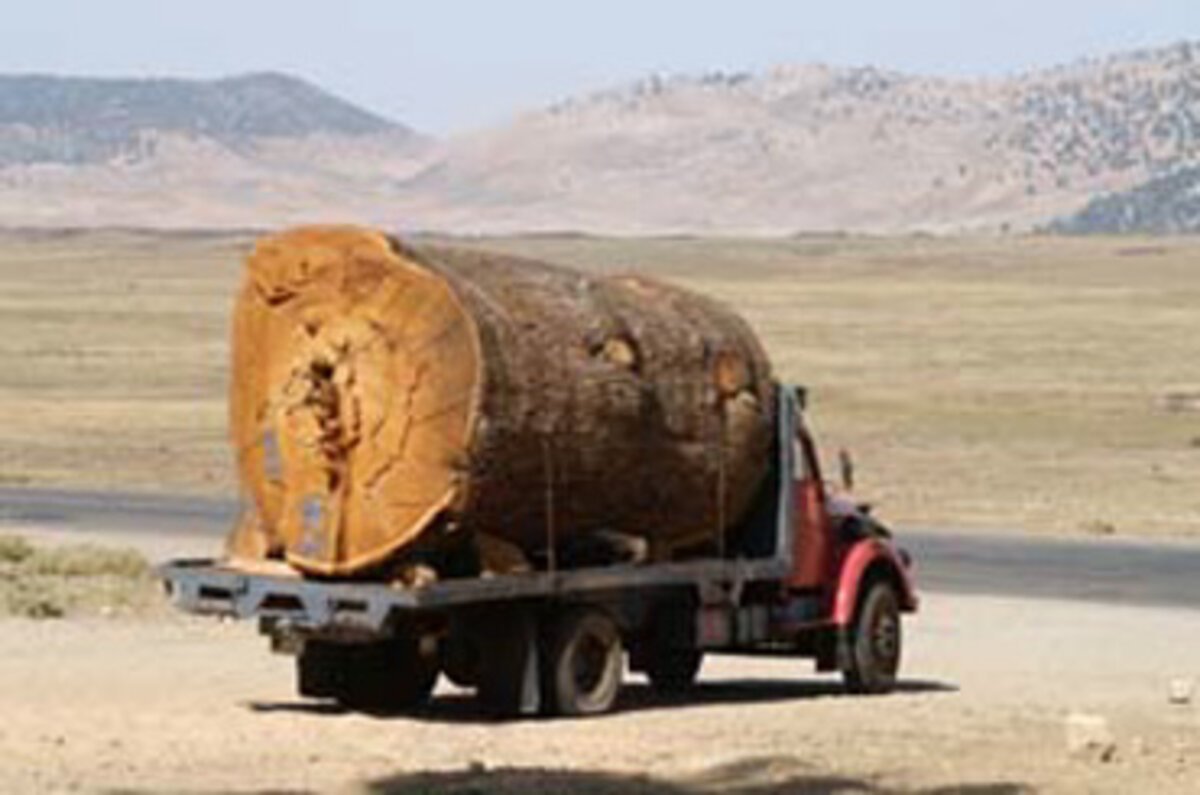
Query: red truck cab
784 387 918 690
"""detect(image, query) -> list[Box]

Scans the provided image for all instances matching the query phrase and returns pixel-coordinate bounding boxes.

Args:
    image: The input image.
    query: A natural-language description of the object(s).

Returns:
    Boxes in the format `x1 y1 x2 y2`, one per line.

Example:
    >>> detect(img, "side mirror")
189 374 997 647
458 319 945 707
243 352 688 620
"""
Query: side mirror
838 448 855 493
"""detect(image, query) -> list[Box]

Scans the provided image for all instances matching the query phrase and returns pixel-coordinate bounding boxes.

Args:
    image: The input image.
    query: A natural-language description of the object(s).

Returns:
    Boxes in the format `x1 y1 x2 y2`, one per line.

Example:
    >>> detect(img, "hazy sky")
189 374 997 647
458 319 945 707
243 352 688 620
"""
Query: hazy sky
3 1 1198 133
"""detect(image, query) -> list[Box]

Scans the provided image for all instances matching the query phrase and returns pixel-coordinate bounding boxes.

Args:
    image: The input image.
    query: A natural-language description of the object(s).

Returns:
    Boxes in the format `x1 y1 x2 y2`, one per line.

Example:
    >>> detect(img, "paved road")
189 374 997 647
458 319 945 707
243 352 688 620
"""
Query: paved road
2 486 1198 610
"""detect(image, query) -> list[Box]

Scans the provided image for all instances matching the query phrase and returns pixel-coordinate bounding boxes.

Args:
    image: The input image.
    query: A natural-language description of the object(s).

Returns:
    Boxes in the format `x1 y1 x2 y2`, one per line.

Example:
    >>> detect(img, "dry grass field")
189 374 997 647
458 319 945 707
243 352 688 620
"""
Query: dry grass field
0 230 244 495
0 229 1197 538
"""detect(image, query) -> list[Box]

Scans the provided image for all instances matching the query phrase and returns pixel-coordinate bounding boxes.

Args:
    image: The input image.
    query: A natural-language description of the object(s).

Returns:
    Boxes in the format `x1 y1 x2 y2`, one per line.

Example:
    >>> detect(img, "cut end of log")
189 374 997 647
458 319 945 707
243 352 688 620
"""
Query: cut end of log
231 226 482 576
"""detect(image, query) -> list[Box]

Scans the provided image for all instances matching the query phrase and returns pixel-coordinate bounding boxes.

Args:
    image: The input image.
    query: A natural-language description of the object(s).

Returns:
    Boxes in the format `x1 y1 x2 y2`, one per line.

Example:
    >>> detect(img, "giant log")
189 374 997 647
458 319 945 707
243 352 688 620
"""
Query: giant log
227 226 776 578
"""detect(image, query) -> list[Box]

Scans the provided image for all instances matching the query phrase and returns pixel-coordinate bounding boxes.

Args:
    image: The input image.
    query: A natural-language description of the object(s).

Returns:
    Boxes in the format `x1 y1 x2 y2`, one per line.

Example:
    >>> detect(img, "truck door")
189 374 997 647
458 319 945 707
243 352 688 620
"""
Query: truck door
789 412 833 590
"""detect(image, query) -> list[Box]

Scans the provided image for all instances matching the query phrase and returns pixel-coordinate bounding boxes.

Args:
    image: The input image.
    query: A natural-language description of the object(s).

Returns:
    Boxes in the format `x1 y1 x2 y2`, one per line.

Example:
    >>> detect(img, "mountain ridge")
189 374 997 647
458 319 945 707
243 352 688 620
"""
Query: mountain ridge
3 44 1200 232
0 72 408 167
412 39 1200 234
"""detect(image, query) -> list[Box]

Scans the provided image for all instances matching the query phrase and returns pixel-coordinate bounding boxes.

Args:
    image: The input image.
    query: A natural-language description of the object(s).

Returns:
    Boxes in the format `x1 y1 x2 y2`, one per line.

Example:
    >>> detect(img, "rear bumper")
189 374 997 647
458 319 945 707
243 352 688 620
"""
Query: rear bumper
160 559 397 634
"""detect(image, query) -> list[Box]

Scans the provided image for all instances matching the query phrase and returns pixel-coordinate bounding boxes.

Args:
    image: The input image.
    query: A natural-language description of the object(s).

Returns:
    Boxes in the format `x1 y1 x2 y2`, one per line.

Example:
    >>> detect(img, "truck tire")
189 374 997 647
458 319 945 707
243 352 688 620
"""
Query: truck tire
440 633 482 689
843 579 902 695
645 648 703 693
296 640 349 700
473 607 542 718
299 639 438 712
544 608 624 716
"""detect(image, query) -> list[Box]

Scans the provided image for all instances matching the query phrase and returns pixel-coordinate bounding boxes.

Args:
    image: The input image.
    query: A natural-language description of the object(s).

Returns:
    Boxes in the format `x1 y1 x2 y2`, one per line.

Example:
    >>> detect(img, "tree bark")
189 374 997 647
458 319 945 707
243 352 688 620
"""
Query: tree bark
227 226 775 578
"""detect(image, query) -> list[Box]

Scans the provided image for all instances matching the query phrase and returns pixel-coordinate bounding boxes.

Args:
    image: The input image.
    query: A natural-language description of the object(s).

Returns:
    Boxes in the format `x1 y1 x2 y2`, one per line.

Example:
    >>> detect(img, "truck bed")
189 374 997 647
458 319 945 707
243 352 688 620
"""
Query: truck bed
161 553 792 634
160 387 800 636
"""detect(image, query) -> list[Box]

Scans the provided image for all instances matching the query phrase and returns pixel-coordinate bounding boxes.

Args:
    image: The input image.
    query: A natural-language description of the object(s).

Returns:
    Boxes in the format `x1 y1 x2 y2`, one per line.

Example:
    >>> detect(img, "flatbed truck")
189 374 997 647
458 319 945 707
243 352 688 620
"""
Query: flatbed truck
160 385 918 717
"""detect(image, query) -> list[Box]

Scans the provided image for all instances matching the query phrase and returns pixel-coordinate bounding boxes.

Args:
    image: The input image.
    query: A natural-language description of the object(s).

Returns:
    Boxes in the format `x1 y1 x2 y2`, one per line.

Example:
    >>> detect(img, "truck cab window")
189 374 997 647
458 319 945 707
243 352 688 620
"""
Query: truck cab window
792 409 818 483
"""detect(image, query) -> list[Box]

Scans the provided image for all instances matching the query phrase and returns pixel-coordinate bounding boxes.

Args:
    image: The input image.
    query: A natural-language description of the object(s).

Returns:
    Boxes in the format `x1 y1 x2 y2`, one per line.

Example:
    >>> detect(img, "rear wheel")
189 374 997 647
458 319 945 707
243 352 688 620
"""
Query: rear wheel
474 608 541 718
441 633 482 689
544 608 624 716
296 640 349 700
644 648 703 693
843 579 901 695
298 638 439 712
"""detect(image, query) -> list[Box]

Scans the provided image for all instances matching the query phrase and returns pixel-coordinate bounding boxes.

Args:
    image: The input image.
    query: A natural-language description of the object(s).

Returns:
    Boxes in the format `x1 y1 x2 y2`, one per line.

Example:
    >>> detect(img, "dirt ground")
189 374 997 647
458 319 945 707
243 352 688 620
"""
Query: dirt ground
0 529 1197 794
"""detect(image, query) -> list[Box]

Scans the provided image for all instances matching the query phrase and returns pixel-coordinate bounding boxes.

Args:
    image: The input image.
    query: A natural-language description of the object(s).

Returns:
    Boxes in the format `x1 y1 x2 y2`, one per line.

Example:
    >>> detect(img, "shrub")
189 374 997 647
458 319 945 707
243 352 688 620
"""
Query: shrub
0 534 34 564
25 545 149 578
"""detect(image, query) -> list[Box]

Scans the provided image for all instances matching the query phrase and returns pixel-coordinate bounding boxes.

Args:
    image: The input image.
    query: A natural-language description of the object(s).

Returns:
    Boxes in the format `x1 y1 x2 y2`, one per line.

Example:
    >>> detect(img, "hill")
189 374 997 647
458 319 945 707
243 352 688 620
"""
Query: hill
401 41 1200 234
1051 166 1200 233
0 72 400 166
5 43 1200 232
0 73 429 229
